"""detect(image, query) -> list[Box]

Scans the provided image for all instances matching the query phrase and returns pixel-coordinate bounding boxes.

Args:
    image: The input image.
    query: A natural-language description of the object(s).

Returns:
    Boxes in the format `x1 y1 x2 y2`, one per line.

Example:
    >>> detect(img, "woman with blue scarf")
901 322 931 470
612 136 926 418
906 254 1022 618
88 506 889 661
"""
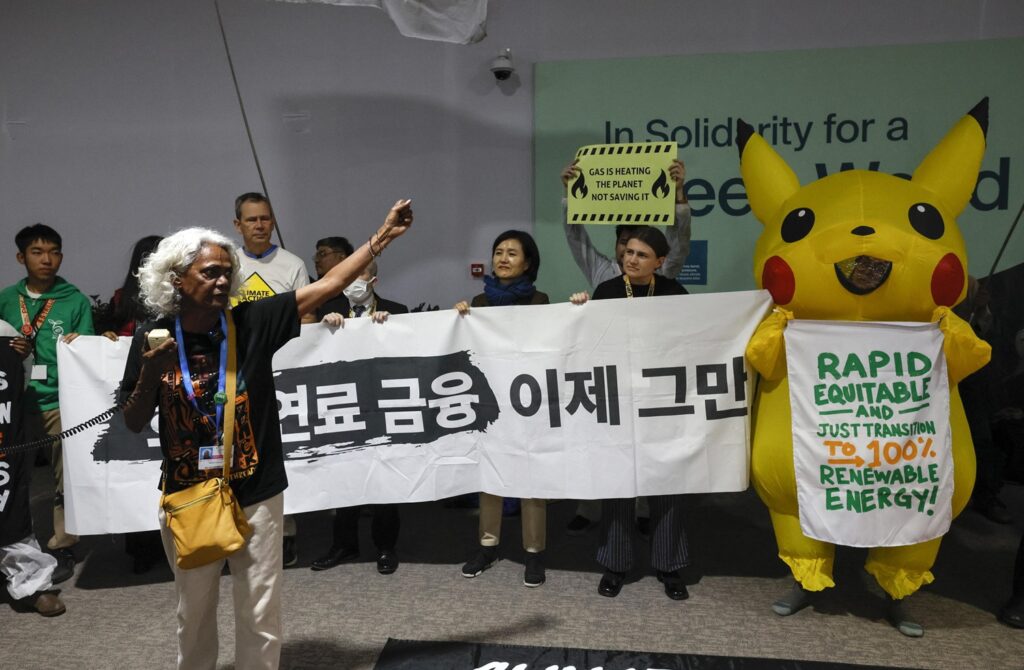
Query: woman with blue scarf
455 230 549 587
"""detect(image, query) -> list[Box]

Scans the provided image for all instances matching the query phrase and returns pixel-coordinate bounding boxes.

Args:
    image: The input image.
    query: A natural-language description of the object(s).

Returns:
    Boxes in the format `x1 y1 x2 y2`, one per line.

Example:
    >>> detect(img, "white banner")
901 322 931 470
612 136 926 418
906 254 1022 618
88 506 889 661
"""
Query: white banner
785 320 953 547
59 290 771 534
270 0 488 44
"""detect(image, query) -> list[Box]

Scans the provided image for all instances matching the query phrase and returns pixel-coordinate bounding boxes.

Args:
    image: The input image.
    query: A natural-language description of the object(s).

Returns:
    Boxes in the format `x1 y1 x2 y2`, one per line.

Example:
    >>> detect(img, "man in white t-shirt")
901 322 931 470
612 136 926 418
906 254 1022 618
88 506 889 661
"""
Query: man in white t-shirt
232 192 313 319
231 191 314 567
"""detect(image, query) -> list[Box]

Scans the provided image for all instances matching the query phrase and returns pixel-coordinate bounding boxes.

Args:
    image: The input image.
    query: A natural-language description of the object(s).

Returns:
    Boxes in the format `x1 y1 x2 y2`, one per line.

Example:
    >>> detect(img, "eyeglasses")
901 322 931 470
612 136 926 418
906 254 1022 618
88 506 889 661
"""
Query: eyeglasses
197 266 233 281
313 249 345 261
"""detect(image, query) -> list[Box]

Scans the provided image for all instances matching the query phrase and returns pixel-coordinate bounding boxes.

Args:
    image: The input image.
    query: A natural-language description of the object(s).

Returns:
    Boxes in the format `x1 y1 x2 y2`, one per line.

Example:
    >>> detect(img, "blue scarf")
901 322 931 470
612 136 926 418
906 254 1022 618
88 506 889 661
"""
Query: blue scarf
483 274 536 306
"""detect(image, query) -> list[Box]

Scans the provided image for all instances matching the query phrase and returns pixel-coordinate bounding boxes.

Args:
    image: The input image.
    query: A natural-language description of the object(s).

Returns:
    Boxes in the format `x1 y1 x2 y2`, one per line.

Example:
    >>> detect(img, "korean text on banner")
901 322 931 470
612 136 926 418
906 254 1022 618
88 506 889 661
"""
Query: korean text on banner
785 320 953 547
567 142 677 225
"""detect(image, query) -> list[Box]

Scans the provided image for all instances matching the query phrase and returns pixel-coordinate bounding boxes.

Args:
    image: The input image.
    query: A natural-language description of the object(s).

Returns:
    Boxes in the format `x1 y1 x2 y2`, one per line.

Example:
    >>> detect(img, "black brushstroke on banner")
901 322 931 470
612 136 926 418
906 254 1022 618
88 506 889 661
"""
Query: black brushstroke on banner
373 638 904 670
277 351 499 457
88 391 160 463
90 351 498 462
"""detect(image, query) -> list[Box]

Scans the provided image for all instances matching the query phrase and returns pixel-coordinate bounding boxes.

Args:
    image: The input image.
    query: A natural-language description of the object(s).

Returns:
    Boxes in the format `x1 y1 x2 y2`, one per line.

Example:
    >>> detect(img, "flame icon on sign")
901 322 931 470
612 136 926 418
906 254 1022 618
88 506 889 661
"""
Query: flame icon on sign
651 169 670 198
571 171 588 198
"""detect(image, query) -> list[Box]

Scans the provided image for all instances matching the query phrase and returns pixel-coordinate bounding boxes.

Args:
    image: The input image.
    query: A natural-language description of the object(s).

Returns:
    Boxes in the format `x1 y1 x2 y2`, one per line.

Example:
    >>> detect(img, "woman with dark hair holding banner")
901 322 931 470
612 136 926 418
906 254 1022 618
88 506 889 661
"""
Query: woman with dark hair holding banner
117 199 412 670
455 229 550 588
101 235 166 339
100 234 166 574
570 226 691 600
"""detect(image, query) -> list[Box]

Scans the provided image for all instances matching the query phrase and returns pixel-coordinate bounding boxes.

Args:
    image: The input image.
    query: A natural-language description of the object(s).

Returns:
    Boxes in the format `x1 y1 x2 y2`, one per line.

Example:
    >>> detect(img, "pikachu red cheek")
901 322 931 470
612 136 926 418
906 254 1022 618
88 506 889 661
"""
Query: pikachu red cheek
762 255 795 305
930 253 965 307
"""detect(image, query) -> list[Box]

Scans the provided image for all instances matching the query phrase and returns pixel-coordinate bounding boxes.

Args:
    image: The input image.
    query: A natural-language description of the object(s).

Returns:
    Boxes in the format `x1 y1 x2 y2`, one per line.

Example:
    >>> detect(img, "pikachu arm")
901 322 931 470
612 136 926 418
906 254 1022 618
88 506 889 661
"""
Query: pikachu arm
745 307 794 381
932 306 992 385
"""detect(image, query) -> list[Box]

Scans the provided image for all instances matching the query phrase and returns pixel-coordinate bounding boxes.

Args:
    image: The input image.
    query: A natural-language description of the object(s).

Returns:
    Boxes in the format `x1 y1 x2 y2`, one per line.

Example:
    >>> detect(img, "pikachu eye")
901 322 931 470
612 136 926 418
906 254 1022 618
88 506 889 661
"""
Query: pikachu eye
781 207 814 243
908 202 944 240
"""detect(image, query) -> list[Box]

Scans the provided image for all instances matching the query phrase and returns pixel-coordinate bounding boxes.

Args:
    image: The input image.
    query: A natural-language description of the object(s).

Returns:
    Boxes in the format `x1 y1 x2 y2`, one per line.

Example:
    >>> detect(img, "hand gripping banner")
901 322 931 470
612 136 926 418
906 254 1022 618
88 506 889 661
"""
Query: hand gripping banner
567 142 678 225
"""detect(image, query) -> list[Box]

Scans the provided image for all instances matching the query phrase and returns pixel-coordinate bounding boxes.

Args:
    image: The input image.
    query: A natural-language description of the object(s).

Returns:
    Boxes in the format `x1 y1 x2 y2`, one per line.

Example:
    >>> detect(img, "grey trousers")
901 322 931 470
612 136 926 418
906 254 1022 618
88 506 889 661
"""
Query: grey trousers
596 495 689 573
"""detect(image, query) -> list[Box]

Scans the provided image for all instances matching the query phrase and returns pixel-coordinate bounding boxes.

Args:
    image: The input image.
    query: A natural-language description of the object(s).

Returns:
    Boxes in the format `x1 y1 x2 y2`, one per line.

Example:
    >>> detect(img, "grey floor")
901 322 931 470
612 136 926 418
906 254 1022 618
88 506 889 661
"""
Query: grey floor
5 464 1024 670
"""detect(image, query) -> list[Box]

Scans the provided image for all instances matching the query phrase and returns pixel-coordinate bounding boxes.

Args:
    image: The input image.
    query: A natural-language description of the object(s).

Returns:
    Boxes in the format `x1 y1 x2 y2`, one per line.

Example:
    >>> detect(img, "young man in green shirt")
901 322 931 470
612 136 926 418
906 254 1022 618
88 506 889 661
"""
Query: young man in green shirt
0 224 94 572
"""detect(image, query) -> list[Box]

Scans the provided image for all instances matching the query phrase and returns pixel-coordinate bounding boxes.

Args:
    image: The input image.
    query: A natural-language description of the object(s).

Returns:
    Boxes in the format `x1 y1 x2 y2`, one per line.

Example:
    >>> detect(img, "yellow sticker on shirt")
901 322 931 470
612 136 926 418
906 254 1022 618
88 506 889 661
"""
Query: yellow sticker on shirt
233 272 276 305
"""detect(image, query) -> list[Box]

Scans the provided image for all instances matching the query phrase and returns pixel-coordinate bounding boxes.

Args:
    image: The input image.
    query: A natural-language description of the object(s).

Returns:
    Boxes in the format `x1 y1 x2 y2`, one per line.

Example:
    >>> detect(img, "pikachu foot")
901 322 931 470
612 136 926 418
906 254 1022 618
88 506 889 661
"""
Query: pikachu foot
772 581 812 616
888 596 924 638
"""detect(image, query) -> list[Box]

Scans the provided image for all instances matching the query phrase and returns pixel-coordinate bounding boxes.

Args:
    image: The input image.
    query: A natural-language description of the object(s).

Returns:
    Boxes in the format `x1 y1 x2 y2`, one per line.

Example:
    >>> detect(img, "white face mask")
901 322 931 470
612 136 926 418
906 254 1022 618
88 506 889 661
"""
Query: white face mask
343 277 374 303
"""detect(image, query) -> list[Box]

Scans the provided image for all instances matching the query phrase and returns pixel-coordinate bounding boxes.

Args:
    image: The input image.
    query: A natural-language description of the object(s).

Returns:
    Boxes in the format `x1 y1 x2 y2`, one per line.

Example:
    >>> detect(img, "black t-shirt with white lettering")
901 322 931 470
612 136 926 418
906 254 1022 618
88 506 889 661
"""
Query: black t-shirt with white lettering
119 293 299 507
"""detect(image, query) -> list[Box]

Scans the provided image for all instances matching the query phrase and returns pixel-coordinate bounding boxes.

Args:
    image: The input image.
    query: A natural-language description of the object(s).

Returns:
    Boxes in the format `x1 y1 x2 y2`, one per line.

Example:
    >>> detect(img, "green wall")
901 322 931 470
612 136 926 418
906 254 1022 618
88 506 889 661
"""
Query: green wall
534 38 1024 297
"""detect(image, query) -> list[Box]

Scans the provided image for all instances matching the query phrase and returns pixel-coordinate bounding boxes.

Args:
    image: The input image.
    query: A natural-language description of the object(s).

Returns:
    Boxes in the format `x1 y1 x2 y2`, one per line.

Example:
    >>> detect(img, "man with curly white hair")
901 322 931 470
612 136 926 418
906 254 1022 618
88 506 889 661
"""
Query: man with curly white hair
117 199 413 670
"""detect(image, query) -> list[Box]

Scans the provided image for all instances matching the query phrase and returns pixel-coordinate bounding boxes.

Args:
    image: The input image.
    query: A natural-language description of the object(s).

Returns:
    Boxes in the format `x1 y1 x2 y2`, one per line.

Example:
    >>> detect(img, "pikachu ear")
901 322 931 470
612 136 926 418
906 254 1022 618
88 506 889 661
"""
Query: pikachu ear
911 97 988 217
737 119 801 225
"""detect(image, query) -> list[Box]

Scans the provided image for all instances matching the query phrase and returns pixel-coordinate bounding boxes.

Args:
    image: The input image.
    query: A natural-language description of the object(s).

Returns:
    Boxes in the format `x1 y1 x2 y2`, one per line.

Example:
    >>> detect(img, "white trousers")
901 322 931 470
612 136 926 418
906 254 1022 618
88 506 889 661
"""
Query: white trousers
0 535 57 600
159 492 284 670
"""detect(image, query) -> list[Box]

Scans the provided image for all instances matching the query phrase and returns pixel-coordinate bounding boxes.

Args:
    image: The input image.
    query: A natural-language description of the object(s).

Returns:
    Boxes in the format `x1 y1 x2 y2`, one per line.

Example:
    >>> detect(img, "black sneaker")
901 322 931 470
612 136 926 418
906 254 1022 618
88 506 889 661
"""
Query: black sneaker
376 550 399 575
565 515 594 536
523 552 545 587
283 537 298 568
461 546 498 577
999 597 1024 629
50 548 75 585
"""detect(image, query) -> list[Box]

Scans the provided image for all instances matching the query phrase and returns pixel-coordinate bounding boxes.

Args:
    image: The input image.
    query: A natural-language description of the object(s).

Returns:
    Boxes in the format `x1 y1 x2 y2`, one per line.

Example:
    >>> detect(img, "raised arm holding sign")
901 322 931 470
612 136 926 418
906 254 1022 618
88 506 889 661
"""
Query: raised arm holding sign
561 150 691 289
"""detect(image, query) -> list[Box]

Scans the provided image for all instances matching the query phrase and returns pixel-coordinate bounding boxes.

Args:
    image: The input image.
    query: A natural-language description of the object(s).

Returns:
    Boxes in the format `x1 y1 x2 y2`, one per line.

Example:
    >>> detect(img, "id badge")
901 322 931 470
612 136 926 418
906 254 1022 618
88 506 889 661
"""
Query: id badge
198 444 225 471
31 364 47 381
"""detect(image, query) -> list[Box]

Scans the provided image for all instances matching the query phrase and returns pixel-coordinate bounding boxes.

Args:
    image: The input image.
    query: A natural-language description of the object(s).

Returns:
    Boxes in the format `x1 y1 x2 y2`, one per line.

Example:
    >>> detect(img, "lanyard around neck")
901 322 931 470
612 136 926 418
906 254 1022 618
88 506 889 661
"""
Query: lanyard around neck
174 312 229 443
623 275 655 299
18 295 56 340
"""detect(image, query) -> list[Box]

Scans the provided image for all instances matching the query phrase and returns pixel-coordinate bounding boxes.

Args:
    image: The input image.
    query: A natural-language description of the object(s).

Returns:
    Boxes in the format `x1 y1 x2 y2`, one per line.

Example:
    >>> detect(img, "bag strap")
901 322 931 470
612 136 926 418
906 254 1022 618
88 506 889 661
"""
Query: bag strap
222 309 238 481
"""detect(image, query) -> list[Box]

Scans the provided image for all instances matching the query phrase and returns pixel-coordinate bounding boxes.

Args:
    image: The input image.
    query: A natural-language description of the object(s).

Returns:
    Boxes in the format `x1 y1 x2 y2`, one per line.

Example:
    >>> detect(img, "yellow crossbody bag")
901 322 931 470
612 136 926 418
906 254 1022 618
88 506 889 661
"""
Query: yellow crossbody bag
161 310 252 569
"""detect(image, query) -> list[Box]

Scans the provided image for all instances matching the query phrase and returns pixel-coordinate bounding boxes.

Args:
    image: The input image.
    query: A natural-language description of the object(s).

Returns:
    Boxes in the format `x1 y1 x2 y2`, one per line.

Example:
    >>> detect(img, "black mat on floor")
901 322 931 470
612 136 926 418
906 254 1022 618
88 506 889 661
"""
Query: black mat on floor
374 638 912 670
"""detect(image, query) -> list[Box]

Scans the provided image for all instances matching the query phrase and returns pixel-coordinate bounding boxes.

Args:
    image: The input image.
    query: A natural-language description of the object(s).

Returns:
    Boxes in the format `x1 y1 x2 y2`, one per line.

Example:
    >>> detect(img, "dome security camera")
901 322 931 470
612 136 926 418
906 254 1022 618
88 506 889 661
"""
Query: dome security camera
490 48 514 81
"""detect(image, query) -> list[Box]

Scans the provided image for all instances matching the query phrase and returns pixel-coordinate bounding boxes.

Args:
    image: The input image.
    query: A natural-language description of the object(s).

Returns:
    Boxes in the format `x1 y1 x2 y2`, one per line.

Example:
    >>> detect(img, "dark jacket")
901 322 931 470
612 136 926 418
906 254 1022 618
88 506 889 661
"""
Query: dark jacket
316 293 409 320
470 291 550 308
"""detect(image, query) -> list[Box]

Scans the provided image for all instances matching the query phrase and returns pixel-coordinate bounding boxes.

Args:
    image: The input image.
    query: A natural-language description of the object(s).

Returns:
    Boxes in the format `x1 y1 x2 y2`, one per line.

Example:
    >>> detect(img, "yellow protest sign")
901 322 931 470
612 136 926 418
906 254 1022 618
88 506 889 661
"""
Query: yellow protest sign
567 142 677 225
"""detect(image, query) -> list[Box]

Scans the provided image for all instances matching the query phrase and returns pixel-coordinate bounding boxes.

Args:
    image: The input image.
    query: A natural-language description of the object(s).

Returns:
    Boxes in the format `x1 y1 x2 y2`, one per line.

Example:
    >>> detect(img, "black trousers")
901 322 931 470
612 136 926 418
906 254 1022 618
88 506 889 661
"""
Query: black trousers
332 504 400 552
596 495 689 573
961 378 1004 504
1012 530 1024 601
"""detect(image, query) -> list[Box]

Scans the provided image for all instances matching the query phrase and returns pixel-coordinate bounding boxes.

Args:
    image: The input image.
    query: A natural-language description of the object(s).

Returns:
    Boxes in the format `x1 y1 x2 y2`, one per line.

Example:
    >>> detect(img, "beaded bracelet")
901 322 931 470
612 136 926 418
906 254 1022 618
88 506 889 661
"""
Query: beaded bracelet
368 227 393 257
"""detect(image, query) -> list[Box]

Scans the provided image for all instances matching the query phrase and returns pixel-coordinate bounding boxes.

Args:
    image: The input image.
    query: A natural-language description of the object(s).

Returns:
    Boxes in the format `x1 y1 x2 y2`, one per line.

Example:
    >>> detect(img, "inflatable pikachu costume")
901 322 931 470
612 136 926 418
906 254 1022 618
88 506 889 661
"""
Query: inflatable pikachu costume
741 99 992 634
